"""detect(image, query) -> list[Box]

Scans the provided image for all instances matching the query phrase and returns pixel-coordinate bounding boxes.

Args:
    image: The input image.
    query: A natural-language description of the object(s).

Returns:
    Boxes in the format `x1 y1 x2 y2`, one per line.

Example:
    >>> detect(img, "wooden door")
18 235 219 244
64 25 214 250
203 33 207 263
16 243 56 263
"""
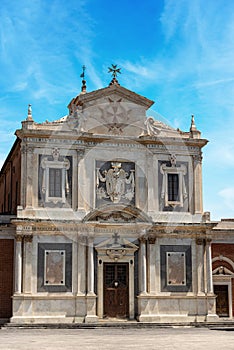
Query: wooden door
104 263 129 318
214 285 229 317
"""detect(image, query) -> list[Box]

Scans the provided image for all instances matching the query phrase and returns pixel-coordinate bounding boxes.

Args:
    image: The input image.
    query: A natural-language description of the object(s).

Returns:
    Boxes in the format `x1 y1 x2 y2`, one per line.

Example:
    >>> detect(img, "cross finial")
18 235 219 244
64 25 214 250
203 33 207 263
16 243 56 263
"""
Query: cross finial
108 64 121 86
113 232 120 244
80 65 86 93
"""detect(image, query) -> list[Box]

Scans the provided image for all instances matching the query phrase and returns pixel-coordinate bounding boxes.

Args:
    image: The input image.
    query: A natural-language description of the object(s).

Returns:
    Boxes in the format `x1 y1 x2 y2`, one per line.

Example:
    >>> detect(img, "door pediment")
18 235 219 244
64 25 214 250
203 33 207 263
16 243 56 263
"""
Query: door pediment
95 233 138 261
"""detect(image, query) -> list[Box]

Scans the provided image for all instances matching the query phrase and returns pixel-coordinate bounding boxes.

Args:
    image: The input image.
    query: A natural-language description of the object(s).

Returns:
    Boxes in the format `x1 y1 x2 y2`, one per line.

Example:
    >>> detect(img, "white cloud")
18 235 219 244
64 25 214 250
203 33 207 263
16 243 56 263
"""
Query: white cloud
219 187 234 213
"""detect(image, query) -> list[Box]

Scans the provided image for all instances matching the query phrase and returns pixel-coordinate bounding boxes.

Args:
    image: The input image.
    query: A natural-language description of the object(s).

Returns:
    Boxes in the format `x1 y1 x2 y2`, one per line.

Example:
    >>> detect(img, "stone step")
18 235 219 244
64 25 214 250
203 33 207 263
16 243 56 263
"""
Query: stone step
3 321 234 330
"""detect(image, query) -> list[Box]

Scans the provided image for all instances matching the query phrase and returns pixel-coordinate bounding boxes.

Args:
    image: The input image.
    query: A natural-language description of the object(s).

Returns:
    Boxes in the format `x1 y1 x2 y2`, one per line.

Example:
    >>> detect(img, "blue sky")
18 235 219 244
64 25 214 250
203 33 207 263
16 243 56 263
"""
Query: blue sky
0 0 234 220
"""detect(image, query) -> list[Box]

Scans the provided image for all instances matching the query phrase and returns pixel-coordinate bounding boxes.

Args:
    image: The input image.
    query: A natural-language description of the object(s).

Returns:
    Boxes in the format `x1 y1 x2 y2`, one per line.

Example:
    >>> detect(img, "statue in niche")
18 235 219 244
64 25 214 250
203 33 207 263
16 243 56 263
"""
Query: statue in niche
97 162 135 204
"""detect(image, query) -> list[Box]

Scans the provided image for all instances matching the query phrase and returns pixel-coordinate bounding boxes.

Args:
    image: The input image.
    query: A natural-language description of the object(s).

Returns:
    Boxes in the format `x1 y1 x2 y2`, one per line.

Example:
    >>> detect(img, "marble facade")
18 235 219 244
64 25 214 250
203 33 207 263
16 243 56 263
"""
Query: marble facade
0 78 233 323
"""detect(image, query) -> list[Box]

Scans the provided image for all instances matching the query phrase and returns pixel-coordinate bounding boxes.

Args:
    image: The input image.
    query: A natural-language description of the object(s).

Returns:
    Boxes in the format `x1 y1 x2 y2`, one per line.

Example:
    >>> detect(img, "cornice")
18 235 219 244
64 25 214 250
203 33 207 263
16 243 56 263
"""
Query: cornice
14 131 207 155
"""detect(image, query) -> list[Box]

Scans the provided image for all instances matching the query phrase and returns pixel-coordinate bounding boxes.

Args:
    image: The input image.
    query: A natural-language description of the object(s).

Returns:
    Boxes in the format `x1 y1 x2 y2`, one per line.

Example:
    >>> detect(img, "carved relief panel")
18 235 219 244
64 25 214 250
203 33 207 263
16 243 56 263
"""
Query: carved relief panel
96 161 135 207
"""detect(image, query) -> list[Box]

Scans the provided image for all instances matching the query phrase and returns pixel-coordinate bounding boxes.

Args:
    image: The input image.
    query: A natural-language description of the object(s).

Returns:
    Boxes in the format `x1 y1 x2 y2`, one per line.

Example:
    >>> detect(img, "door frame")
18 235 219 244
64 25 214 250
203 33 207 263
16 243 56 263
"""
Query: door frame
213 279 232 318
96 243 137 320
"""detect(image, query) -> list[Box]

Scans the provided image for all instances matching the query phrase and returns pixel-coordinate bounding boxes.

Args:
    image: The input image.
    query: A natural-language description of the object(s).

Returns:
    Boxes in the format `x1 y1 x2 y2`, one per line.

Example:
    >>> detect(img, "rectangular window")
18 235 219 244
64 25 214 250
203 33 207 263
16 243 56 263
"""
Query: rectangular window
168 173 179 201
49 168 62 197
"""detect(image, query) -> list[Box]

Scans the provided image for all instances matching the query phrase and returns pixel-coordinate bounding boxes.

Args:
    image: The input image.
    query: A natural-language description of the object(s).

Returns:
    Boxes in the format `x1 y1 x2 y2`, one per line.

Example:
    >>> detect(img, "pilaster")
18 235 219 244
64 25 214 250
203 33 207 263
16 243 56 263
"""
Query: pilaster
22 235 33 294
196 238 205 295
193 154 203 214
85 234 98 323
139 235 147 295
148 235 156 293
14 235 23 294
25 146 34 208
77 234 86 295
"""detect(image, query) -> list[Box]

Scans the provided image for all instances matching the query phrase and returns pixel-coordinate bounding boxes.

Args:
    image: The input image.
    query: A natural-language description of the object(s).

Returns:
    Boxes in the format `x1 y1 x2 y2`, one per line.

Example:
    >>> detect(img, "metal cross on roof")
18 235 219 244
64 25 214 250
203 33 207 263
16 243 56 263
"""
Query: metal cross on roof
80 65 86 79
108 64 121 78
80 65 86 93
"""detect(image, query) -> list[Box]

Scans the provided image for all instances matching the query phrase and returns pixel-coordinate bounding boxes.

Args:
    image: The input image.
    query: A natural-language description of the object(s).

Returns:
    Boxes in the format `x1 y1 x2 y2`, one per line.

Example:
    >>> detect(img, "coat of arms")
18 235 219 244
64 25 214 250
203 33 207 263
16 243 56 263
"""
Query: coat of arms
96 161 135 204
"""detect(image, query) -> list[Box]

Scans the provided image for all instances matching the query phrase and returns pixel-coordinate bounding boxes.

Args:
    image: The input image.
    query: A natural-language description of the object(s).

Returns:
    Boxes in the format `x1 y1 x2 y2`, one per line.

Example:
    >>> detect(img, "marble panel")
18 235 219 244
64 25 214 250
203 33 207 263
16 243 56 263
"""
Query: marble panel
37 243 72 292
44 250 65 286
160 245 192 292
166 252 186 286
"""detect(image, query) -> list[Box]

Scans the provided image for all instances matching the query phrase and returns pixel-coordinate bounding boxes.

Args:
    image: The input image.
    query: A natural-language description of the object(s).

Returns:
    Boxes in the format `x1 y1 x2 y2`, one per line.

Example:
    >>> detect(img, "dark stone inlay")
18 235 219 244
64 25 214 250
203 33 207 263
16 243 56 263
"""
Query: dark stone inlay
37 243 72 292
160 245 192 292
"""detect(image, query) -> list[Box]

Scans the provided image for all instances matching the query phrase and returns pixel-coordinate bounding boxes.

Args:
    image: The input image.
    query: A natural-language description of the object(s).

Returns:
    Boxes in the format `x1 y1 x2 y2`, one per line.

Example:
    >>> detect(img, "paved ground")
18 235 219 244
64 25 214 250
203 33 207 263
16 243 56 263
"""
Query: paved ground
0 327 234 350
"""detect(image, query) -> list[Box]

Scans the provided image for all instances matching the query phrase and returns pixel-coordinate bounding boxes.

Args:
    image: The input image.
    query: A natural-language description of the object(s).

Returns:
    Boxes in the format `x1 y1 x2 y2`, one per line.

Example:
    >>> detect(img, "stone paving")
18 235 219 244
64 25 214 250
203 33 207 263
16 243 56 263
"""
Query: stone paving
0 327 234 350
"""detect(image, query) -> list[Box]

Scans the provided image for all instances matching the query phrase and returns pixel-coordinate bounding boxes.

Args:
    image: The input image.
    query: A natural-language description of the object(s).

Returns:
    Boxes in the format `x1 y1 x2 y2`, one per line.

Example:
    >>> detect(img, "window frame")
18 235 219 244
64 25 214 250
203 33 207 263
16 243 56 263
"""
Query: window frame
41 156 70 204
160 163 187 208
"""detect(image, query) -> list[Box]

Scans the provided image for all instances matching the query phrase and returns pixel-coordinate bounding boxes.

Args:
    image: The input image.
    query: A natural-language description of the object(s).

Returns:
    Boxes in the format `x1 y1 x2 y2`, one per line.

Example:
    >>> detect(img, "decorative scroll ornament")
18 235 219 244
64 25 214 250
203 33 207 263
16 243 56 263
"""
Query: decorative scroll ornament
97 162 135 203
106 249 126 261
144 117 176 136
169 154 177 167
213 266 233 275
145 117 161 135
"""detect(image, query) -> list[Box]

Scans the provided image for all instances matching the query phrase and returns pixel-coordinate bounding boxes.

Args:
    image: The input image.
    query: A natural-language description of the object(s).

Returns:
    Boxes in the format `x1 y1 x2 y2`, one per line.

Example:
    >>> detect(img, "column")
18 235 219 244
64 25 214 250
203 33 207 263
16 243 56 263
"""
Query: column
193 154 203 214
205 237 218 320
139 236 147 294
77 234 86 295
15 235 23 294
148 235 156 293
206 238 213 294
87 237 95 295
23 235 33 294
196 238 205 295
85 235 98 323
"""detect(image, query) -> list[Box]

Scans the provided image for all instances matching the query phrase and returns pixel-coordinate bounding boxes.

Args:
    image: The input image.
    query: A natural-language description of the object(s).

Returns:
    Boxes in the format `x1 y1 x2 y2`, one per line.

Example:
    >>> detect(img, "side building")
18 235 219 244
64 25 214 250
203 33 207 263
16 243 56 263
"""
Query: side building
0 77 234 324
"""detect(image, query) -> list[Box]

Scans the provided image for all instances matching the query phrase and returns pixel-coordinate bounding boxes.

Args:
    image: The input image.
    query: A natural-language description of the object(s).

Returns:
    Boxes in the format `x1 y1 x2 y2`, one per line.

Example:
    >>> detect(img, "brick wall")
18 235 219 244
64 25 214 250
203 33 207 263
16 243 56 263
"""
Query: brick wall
0 239 14 318
212 243 234 260
0 140 21 214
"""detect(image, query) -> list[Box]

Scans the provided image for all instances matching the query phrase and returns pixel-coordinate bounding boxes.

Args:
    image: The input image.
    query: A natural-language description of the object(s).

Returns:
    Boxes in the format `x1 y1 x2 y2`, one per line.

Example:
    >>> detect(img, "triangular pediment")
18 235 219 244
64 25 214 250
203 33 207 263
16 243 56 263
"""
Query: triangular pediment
66 84 154 137
95 234 138 250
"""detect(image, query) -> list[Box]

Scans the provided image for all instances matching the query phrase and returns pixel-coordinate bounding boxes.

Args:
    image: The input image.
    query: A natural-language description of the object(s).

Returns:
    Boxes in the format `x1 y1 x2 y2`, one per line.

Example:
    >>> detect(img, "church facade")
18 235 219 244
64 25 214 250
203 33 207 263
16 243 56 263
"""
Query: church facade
0 75 234 324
